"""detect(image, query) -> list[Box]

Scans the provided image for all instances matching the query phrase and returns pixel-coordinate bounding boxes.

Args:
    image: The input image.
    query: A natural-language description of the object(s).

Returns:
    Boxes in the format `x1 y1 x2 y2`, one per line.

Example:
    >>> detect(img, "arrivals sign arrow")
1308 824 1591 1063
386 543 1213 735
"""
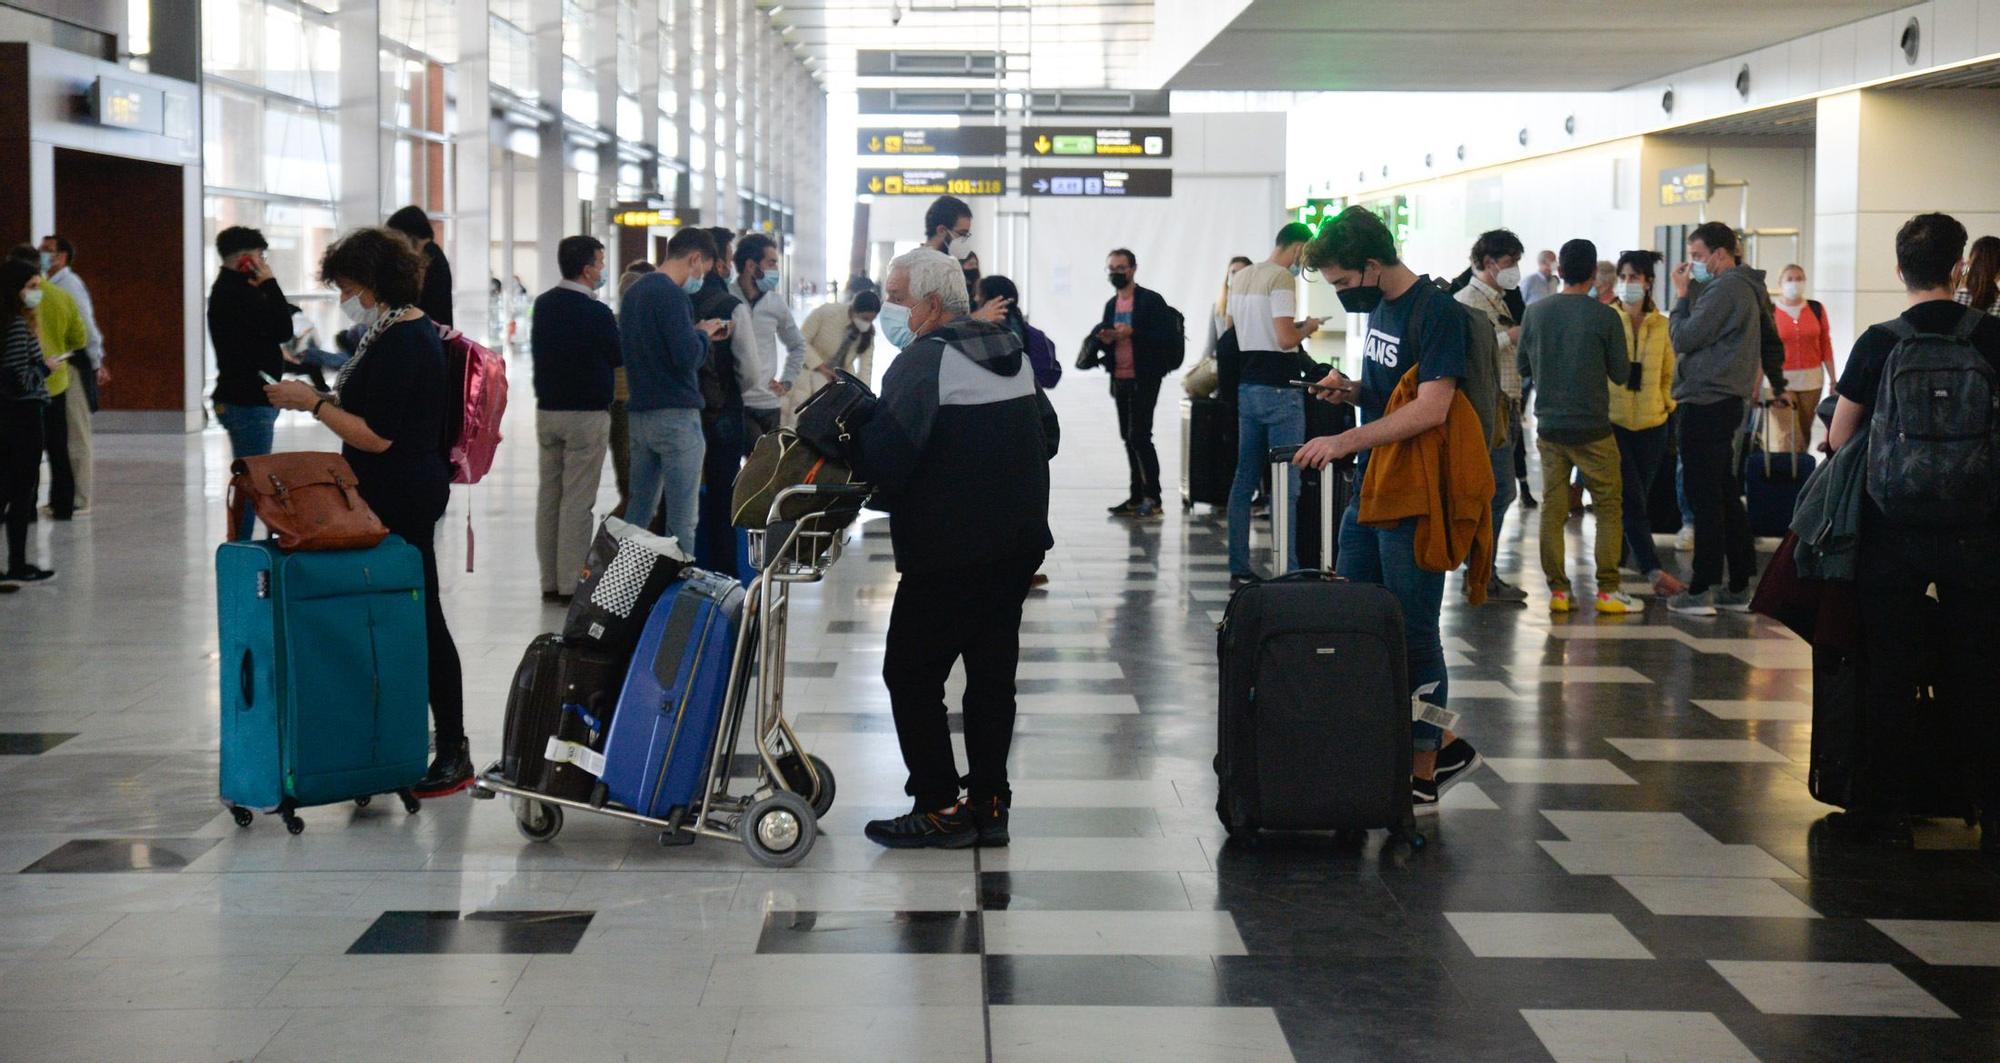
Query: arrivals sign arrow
1022 168 1172 198
857 167 1007 197
1033 134 1052 154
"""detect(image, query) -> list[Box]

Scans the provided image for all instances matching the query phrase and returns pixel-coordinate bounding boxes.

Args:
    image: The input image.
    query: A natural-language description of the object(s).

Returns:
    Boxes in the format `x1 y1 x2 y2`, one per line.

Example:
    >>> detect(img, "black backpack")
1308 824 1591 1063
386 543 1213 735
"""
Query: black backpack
692 285 742 415
1865 308 2000 527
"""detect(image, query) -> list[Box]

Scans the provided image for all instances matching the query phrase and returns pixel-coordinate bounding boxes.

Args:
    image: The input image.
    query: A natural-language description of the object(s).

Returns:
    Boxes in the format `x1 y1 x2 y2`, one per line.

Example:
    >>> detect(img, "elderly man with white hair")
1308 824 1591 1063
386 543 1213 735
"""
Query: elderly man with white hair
854 247 1061 850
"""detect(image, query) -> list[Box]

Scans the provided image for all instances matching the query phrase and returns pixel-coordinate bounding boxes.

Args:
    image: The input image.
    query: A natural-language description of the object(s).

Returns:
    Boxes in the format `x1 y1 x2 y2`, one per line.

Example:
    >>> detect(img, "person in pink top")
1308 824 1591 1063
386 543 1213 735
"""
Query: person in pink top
1770 263 1835 452
1083 248 1184 520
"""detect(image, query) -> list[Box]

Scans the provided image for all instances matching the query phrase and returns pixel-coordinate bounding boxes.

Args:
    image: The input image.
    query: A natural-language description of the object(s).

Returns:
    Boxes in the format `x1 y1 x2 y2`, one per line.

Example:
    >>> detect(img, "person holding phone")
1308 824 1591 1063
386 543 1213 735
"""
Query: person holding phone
1225 223 1323 581
207 226 302 540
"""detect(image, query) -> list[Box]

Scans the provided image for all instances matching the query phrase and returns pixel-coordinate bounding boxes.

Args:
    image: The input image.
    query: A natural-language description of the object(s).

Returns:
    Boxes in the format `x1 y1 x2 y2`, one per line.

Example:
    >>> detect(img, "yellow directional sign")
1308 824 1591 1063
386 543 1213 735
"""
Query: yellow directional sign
1033 135 1052 154
886 135 903 153
857 127 1007 156
867 177 884 193
857 167 1007 196
885 176 904 195
868 136 882 152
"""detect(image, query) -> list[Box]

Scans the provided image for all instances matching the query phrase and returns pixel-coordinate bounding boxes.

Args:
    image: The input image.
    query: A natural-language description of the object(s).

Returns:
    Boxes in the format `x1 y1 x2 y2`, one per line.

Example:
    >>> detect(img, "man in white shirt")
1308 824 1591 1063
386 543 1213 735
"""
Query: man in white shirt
1225 222 1323 584
39 235 103 516
733 234 807 448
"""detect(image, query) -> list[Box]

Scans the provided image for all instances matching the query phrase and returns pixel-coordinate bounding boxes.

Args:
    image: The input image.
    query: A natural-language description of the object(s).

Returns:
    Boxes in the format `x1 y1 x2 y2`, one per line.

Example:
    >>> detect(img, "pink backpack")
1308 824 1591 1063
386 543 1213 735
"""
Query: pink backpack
437 325 507 485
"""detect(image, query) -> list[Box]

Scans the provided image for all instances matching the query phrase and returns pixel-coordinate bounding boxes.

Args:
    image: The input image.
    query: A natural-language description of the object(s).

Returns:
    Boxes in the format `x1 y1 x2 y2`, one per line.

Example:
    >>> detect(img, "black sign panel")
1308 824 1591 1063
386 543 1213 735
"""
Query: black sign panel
859 167 1008 197
1023 126 1173 159
1024 168 1173 198
857 127 1007 157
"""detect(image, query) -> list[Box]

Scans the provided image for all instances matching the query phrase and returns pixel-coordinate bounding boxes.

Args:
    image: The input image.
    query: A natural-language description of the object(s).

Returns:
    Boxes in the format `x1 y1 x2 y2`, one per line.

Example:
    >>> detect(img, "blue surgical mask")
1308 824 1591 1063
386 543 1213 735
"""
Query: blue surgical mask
756 271 780 294
1690 260 1712 284
1287 263 1302 278
877 302 915 347
39 252 53 274
682 272 705 296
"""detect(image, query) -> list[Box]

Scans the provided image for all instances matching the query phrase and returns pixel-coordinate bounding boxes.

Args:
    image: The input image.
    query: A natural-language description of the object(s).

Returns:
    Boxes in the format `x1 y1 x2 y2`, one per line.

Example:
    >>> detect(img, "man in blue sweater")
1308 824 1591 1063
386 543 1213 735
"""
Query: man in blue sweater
532 235 622 601
619 227 726 550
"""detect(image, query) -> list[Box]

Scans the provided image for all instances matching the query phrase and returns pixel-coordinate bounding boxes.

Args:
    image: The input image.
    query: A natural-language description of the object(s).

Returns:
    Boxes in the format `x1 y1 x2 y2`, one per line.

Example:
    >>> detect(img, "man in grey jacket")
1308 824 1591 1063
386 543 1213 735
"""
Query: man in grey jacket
1665 221 1790 615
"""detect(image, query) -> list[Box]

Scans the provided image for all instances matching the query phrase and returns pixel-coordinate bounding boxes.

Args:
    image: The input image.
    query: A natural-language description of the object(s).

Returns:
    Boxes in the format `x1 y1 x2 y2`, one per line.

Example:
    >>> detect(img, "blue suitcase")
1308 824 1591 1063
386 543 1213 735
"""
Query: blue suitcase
597 569 748 820
217 537 430 832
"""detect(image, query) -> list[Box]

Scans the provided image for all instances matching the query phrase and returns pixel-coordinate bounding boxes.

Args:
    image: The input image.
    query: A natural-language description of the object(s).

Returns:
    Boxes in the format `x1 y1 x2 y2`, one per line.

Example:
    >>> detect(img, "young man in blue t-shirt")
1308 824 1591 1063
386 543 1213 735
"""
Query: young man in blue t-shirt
1295 206 1480 814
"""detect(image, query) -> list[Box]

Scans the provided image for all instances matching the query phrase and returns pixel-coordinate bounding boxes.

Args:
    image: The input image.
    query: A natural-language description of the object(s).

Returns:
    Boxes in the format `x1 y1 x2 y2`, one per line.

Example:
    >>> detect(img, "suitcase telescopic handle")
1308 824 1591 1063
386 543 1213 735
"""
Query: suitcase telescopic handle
1267 450 1338 576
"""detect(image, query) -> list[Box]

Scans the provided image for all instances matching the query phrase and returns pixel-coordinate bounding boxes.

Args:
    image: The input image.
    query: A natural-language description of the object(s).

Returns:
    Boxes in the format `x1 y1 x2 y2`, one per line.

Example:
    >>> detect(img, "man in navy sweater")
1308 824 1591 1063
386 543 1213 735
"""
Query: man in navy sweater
619 227 725 550
531 235 622 601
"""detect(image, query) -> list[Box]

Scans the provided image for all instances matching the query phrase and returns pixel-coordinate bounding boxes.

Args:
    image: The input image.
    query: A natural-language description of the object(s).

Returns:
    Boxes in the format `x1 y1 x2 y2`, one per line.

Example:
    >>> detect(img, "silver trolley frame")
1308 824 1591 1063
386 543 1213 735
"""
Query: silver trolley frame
472 482 872 867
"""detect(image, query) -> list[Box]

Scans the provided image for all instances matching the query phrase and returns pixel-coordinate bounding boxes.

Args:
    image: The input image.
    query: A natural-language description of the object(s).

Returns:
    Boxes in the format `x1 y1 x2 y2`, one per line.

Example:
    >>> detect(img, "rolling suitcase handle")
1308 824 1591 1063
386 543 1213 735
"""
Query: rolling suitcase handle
1266 446 1337 575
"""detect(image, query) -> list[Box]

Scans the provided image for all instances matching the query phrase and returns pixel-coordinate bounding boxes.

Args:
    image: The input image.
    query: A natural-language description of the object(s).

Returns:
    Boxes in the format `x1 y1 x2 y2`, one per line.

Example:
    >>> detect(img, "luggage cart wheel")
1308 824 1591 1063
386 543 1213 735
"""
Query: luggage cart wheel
740 791 816 868
514 799 563 843
353 796 371 809
283 814 305 835
230 807 253 828
399 789 422 815
778 752 838 816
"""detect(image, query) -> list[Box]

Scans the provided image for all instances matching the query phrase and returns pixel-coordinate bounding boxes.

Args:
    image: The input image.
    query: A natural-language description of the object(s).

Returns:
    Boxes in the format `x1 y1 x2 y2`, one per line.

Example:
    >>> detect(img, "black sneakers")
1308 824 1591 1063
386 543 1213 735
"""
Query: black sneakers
1414 739 1483 816
971 796 1010 847
864 803 979 849
1107 498 1141 517
3 565 56 587
413 737 475 798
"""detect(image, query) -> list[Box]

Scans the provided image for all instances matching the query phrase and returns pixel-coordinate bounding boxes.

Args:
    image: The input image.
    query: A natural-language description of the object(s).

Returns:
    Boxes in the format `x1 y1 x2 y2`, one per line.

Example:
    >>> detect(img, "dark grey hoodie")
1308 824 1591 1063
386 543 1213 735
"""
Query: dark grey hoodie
1668 264 1789 406
853 316 1060 574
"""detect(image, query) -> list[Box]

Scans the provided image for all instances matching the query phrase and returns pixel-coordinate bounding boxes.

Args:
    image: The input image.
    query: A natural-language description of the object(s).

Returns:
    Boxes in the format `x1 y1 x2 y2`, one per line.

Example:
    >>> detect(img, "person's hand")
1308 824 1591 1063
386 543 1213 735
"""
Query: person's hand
1300 317 1324 335
1095 326 1118 345
1671 261 1693 299
1113 323 1134 340
1770 393 1793 409
697 319 729 339
972 298 1011 324
282 346 303 365
771 379 791 396
1506 325 1522 344
248 256 275 286
1314 367 1358 405
815 364 838 381
1292 433 1354 469
263 380 320 411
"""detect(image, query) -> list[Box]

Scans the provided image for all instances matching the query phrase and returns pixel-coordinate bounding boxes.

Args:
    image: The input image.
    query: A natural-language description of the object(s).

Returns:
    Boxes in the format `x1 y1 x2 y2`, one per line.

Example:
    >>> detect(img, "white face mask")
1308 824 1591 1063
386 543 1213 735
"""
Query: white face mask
21 288 42 310
948 234 972 261
851 315 873 332
1615 281 1647 306
1494 265 1522 291
339 294 376 327
1781 280 1803 301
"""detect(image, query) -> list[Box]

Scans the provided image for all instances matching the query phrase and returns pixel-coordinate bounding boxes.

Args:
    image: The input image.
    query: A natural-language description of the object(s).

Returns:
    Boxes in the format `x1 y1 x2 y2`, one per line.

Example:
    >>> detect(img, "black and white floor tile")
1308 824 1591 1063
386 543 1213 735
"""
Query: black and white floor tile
0 361 1994 1061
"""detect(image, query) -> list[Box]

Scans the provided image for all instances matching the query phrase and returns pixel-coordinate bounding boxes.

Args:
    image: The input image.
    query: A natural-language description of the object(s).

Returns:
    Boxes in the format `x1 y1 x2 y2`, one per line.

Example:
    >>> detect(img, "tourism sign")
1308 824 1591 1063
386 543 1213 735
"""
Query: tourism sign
858 167 1007 197
1023 126 1172 159
1024 168 1173 198
857 127 1007 157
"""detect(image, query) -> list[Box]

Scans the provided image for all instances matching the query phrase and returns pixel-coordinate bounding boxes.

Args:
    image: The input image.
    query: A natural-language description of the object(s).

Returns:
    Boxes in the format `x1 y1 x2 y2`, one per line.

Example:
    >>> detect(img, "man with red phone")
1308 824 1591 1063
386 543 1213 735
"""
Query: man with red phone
207 226 301 540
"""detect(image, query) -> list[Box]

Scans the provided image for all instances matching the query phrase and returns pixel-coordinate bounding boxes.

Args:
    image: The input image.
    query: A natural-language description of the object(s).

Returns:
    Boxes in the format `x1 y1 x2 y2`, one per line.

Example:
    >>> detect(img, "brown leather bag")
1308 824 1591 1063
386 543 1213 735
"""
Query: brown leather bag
226 452 389 551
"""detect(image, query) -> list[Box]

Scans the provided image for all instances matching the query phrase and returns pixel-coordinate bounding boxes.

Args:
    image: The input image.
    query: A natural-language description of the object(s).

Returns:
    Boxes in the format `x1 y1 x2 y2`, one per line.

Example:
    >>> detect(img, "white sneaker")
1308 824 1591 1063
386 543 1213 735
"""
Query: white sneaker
1673 528 1695 552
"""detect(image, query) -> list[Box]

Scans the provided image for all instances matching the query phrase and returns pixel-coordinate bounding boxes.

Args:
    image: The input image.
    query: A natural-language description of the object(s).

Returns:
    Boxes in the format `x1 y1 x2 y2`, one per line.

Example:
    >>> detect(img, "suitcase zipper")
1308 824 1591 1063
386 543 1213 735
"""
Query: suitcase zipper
645 603 719 814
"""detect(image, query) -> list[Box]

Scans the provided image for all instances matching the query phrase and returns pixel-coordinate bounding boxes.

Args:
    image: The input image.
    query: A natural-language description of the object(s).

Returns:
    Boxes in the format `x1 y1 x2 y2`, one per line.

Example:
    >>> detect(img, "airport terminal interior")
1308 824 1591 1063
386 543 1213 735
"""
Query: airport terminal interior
3 0 2000 1060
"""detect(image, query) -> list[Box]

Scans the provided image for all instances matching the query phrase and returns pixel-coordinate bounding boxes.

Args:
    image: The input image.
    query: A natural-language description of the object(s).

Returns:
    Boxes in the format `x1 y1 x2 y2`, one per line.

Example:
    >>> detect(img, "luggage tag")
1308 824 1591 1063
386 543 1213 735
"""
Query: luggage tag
544 737 607 778
1410 682 1460 733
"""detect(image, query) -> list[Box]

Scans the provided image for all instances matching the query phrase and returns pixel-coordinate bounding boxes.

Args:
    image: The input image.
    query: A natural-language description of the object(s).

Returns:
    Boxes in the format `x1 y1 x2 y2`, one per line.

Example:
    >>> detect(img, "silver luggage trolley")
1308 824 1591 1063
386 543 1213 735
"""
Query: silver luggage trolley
472 482 871 867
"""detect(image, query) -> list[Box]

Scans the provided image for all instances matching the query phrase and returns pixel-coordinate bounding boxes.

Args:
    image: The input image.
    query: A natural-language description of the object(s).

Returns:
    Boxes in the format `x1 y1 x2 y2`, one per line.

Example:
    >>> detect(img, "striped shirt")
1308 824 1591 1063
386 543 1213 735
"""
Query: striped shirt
2 316 51 403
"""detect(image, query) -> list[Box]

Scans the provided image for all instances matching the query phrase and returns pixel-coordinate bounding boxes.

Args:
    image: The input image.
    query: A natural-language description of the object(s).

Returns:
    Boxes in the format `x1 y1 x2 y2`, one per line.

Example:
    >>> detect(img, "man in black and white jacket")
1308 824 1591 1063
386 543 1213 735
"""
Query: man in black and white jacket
853 247 1060 851
1083 249 1183 519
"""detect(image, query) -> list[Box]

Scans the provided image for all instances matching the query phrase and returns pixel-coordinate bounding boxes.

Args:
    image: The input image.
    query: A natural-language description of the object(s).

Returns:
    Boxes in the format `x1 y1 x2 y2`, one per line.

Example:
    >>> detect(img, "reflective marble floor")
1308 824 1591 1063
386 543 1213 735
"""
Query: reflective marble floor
0 362 1995 1062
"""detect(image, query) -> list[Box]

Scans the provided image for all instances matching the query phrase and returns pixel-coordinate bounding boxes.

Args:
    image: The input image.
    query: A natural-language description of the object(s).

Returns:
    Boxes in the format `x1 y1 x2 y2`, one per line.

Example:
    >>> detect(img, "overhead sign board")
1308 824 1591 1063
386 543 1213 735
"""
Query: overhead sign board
1293 198 1341 231
1024 168 1173 198
1659 165 1711 207
857 127 1007 157
1023 126 1172 159
859 167 1007 197
89 77 163 135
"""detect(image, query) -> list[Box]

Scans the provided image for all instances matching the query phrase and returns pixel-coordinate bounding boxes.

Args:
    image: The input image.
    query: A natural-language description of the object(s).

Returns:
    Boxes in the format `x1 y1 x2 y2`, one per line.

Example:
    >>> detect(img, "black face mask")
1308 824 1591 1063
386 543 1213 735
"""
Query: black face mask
1108 271 1132 290
964 270 980 289
1335 266 1383 313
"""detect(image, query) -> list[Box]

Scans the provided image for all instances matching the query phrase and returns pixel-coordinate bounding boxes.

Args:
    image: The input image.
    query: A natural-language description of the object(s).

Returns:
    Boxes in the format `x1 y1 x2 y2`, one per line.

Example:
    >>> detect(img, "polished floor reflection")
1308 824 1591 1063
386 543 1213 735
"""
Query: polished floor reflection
0 358 1994 1062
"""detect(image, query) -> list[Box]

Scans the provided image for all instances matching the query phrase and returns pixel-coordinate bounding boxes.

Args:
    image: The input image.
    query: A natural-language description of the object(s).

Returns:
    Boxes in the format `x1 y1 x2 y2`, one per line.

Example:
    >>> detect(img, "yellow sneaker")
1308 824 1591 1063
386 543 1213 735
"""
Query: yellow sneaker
1595 591 1637 615
1549 590 1573 613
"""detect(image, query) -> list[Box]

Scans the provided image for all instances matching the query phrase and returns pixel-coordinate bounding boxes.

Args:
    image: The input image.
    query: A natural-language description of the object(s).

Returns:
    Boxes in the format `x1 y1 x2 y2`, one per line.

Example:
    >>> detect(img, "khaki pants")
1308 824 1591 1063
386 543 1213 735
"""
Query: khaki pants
536 410 610 595
1538 434 1624 595
64 377 92 508
1771 386 1820 453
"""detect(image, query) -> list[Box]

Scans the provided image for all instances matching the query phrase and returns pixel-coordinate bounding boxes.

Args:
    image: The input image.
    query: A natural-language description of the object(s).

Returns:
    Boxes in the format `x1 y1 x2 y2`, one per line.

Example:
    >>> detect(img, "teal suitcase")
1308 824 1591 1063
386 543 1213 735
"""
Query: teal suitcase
217 537 430 833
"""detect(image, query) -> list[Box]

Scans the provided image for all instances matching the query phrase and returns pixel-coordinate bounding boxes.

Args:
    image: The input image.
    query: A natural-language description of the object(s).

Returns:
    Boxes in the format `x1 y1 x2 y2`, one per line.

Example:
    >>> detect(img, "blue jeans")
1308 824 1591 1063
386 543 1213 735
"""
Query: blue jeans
216 403 280 541
1227 384 1304 576
1336 502 1450 751
626 407 706 552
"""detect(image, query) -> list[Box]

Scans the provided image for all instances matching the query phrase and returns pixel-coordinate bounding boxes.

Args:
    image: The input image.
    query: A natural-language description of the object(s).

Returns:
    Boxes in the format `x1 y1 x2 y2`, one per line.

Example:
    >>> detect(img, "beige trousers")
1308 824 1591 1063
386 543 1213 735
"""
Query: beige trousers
64 378 92 507
536 410 611 595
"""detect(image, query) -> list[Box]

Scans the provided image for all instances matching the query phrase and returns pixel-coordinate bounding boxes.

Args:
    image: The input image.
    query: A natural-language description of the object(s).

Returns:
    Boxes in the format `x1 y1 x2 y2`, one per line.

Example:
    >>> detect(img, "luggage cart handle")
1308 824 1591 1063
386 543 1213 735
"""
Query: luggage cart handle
1266 445 1301 464
766 482 873 527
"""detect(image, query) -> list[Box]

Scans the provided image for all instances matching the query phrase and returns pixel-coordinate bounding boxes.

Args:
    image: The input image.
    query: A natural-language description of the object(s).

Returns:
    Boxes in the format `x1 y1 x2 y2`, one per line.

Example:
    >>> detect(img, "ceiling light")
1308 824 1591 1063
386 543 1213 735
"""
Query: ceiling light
768 3 783 13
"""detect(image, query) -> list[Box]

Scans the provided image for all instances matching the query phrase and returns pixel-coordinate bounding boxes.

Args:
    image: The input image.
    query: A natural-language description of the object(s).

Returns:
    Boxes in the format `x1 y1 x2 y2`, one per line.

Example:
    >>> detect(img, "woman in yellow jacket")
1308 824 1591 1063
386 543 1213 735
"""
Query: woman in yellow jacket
1608 251 1687 597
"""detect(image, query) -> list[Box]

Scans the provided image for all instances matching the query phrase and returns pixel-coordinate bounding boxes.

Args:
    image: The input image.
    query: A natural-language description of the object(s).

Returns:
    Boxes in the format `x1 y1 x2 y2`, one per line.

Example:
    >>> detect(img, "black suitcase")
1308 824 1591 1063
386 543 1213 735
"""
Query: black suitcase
1213 446 1421 847
1180 396 1237 510
500 634 624 801
1808 611 1976 823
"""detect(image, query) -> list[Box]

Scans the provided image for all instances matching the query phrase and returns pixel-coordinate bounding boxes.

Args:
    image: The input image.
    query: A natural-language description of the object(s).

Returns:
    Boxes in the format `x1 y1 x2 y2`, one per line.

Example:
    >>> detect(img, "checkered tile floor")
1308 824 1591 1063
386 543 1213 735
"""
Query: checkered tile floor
1 357 1994 1061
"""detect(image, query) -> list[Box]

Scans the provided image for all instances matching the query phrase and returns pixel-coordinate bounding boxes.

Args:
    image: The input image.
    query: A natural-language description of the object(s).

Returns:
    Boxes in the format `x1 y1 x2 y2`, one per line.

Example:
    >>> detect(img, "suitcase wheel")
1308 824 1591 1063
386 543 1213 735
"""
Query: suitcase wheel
229 806 253 828
776 753 837 817
399 789 422 815
740 791 817 868
1395 827 1427 851
283 814 305 835
514 798 563 843
354 796 371 809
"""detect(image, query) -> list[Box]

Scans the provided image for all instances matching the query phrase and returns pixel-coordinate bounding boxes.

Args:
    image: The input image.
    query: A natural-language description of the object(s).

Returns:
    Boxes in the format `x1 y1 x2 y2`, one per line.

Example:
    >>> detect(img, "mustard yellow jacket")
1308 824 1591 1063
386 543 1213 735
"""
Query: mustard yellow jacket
33 283 87 397
1609 309 1676 431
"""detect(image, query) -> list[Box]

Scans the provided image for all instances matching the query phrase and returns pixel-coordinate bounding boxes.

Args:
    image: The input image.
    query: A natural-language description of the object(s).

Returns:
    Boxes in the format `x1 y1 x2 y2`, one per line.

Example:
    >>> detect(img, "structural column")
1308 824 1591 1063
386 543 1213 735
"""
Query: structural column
338 0 383 227
455 0 493 343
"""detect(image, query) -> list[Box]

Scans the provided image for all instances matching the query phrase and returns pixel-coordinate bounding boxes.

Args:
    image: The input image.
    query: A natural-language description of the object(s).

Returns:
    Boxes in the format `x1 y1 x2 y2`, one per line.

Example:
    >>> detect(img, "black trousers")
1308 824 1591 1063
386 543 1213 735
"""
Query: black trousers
883 553 1043 810
0 402 42 571
1854 523 2000 813
1678 398 1756 593
41 391 72 519
389 518 466 745
697 408 746 575
1111 376 1162 503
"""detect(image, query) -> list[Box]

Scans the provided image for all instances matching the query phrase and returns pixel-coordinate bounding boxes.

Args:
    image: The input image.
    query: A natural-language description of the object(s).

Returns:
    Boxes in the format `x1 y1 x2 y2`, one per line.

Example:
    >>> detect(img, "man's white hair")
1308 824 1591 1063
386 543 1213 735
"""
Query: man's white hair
889 247 970 315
